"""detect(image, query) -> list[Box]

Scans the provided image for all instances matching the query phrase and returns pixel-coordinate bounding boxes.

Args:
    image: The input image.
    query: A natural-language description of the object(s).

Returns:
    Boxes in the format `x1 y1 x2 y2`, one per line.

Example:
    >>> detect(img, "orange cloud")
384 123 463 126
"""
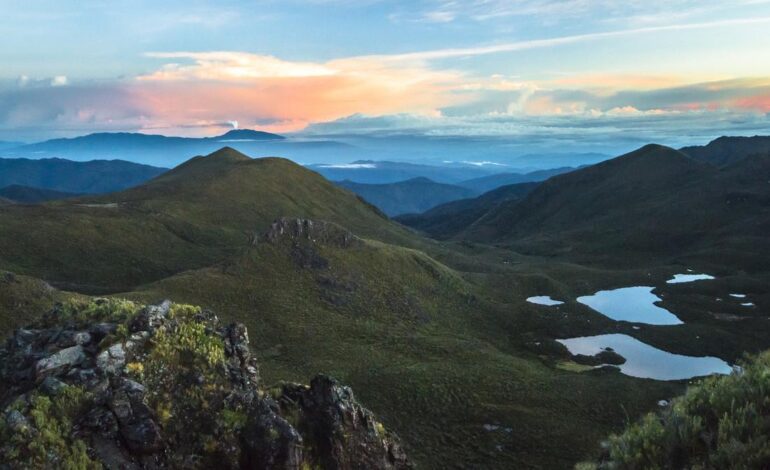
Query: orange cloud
133 52 466 134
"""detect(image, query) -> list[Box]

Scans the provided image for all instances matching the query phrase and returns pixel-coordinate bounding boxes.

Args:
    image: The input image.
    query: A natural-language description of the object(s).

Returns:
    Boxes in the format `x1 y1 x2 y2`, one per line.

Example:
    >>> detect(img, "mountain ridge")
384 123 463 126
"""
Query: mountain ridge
336 177 477 216
0 157 167 194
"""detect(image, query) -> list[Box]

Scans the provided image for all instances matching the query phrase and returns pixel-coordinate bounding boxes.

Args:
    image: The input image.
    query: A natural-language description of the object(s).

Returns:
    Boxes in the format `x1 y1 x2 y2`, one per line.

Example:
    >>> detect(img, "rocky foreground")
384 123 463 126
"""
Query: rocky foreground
0 298 411 469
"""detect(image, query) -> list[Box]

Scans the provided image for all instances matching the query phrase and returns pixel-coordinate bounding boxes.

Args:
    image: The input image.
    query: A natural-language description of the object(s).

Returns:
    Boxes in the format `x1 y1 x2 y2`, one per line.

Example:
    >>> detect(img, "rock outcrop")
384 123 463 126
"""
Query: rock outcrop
0 298 411 469
261 218 362 249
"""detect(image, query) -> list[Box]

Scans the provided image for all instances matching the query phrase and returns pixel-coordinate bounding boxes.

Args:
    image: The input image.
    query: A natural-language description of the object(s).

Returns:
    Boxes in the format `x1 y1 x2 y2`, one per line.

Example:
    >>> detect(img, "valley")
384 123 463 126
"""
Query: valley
1 137 768 468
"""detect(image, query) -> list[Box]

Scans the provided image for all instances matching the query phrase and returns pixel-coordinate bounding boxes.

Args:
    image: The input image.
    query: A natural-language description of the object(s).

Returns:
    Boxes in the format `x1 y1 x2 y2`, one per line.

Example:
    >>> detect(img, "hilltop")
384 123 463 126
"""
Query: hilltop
681 135 770 167
0 147 414 292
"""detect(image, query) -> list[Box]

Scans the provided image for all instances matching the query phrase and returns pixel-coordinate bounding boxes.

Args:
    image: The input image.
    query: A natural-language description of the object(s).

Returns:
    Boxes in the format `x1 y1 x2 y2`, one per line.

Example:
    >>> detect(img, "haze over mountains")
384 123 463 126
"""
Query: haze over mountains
1 129 615 168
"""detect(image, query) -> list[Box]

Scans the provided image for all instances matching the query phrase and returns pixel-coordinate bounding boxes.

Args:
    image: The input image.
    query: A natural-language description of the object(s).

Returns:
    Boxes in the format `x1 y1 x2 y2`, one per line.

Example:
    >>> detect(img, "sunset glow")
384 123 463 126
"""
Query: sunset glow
1 0 769 145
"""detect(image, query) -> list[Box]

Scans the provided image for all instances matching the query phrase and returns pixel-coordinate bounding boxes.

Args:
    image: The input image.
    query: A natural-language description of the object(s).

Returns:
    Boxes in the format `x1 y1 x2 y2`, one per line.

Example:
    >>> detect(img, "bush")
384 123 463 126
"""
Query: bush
0 386 101 469
586 352 770 469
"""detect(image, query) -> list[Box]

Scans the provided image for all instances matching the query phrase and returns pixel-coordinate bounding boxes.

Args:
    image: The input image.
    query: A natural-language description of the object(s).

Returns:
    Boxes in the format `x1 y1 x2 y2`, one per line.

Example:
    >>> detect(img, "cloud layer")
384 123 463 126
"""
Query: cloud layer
1 10 769 147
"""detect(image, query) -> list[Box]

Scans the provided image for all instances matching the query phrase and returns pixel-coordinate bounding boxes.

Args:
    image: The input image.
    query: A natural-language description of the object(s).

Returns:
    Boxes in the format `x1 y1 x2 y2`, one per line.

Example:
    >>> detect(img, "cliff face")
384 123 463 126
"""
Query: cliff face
0 299 410 469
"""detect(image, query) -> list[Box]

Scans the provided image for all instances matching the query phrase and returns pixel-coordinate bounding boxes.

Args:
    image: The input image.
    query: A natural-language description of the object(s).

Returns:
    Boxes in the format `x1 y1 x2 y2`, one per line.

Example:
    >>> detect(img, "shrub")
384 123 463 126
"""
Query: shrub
0 386 101 469
587 352 770 469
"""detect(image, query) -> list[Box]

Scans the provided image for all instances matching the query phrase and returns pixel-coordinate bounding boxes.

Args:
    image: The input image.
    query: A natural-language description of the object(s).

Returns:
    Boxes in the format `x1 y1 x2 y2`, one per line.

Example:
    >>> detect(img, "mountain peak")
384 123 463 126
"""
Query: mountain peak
205 146 252 162
216 129 285 141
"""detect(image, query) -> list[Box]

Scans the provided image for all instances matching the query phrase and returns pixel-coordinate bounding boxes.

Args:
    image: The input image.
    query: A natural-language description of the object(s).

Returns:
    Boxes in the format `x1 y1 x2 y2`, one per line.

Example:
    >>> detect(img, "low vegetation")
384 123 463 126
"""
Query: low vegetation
584 352 770 469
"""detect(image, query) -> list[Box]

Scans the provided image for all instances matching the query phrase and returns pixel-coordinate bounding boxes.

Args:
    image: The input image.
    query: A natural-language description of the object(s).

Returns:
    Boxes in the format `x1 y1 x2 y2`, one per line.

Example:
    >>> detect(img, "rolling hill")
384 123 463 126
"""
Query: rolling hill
0 185 80 203
396 182 539 239
0 147 414 292
681 135 770 167
0 157 167 193
336 177 477 216
460 144 770 269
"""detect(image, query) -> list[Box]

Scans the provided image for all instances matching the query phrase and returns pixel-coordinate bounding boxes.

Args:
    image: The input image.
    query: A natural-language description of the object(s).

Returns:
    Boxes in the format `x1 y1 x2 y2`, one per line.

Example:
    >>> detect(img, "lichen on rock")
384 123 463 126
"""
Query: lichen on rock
0 298 411 469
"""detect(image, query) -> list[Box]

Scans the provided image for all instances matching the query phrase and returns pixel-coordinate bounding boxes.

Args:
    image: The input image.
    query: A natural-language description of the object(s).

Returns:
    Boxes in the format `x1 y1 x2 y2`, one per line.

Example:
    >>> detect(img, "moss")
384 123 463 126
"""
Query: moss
140 303 236 465
55 298 140 327
0 386 100 469
221 409 247 429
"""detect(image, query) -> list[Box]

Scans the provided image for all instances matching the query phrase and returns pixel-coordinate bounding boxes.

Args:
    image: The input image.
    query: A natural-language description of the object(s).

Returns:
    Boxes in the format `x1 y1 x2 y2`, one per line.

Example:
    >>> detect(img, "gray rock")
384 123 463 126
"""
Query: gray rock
129 300 171 333
34 345 85 380
56 330 92 348
5 410 30 433
121 418 163 454
40 376 67 395
97 343 126 376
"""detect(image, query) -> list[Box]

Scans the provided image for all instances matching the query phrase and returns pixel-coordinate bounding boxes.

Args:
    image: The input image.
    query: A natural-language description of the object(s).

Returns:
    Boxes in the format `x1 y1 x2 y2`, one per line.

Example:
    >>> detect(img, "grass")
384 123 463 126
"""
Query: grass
0 147 767 468
123 232 682 468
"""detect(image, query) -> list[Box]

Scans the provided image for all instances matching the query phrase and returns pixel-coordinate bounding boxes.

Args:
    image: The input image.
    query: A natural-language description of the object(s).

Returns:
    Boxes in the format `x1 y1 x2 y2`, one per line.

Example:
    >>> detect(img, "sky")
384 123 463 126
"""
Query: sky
1 0 769 156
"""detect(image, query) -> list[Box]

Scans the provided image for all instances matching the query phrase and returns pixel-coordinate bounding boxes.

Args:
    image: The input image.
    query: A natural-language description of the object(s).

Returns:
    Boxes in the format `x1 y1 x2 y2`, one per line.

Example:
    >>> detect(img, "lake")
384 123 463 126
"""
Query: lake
557 334 732 380
577 286 683 325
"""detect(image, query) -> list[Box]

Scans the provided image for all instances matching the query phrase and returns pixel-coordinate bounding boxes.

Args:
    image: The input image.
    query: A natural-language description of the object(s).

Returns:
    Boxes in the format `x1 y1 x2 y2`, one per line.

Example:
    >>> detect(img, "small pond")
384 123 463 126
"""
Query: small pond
667 273 715 284
577 286 683 325
526 296 564 306
557 334 732 380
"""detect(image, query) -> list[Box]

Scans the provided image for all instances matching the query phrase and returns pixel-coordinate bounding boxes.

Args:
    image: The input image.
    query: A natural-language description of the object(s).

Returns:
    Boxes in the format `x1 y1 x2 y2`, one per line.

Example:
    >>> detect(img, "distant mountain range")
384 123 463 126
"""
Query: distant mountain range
456 167 578 193
0 141 23 150
396 182 539 238
308 160 507 184
401 138 770 269
0 157 167 193
336 177 477 216
0 129 358 166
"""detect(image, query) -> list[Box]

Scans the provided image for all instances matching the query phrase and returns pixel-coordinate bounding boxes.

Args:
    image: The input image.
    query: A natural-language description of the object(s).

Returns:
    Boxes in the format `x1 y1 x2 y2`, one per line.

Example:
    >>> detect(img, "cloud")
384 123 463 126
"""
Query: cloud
373 16 770 62
402 0 770 25
50 76 68 87
1 16 769 142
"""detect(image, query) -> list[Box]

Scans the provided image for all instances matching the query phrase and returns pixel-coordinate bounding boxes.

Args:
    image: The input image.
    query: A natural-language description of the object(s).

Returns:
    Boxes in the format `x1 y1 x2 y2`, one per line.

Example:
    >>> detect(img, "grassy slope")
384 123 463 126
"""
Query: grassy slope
0 148 414 292
462 145 770 270
0 271 76 337
124 232 680 469
0 145 763 468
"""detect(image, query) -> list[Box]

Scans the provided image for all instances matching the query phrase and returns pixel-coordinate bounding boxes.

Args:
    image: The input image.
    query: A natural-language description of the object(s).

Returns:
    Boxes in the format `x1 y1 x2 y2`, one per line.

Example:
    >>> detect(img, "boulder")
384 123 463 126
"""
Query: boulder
34 344 86 380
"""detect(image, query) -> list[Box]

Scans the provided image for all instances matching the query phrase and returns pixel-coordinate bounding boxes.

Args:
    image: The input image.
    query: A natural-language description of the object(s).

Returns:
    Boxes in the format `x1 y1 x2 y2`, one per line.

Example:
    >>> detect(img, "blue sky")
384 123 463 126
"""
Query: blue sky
1 0 769 155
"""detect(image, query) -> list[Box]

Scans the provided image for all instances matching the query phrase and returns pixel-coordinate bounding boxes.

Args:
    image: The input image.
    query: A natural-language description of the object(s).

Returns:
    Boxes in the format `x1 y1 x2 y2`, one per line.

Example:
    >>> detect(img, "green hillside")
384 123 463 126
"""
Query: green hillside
0 145 766 469
461 145 770 269
0 148 414 292
121 217 681 469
